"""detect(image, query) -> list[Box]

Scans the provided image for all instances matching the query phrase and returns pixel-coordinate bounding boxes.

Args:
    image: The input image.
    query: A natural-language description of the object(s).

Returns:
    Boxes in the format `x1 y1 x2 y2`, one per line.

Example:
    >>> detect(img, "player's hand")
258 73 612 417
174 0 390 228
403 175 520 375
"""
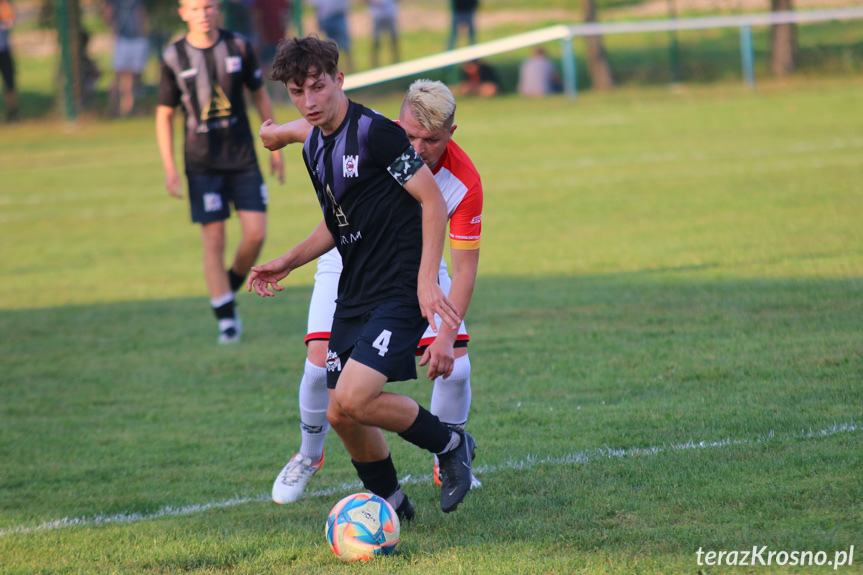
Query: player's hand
259 119 285 151
418 279 460 334
271 149 285 184
247 257 292 297
418 338 455 380
164 168 183 199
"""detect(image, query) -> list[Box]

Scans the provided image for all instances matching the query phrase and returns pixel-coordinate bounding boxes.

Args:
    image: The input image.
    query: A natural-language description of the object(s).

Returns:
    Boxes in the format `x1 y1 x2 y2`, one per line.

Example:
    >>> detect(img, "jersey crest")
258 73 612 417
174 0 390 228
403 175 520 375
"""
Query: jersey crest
343 155 359 178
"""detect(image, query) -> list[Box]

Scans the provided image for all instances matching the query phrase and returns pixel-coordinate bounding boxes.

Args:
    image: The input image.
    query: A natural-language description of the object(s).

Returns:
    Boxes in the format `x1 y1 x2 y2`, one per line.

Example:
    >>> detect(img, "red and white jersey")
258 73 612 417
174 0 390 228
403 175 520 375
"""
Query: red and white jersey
432 139 483 251
306 138 483 346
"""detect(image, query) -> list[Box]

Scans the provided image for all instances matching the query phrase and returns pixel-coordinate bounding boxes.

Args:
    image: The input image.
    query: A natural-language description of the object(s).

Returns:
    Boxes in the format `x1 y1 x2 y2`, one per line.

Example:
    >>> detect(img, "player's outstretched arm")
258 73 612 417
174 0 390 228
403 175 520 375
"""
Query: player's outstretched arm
259 118 313 151
248 220 335 297
402 165 461 334
155 105 183 199
250 87 285 184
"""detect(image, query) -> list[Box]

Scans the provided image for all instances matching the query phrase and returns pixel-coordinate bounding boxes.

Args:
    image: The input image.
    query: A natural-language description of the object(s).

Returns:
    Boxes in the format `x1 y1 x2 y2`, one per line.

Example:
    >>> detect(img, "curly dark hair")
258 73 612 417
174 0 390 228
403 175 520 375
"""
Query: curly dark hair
271 35 340 86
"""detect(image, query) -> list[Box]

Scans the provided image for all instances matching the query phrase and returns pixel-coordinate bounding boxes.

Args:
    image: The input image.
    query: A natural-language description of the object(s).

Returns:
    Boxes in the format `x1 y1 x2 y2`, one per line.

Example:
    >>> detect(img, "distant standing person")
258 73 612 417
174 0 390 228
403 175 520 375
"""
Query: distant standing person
518 47 562 98
221 0 255 39
0 0 17 121
155 0 284 344
367 0 398 68
312 0 353 72
104 0 149 117
447 0 478 50
253 0 292 99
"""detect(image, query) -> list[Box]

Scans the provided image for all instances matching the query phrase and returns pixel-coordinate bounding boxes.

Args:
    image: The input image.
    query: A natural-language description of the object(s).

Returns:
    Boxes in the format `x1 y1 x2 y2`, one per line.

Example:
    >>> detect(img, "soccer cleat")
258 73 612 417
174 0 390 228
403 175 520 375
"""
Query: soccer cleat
395 494 415 523
218 326 240 344
434 464 482 489
436 430 476 513
218 318 243 344
272 452 324 504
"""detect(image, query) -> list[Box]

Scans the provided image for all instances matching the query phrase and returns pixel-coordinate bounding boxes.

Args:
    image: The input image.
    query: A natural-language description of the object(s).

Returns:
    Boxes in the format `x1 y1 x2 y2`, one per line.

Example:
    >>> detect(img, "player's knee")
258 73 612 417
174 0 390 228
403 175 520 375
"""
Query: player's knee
331 388 368 423
243 227 266 249
327 401 356 432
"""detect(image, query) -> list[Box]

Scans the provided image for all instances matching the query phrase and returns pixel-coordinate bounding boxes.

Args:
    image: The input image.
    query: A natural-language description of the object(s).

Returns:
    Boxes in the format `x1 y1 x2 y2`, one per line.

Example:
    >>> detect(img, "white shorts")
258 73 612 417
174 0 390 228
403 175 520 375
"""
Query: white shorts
112 37 149 73
304 248 469 349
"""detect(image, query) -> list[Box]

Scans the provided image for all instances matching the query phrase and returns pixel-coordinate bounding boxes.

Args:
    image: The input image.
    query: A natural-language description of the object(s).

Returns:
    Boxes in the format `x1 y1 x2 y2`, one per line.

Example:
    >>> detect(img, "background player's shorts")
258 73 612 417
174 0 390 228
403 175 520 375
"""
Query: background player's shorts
186 169 267 224
112 37 149 73
305 249 340 343
326 301 426 389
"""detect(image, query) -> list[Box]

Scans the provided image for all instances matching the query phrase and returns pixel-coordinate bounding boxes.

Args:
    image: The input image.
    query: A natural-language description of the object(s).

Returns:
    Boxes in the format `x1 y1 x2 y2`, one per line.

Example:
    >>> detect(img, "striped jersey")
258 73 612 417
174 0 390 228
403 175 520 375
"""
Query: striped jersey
158 30 263 173
302 101 427 317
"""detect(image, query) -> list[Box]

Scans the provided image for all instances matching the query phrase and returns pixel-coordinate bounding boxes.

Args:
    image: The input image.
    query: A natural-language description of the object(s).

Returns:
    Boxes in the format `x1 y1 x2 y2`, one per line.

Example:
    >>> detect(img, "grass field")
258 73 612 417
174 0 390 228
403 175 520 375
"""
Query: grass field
1 74 863 573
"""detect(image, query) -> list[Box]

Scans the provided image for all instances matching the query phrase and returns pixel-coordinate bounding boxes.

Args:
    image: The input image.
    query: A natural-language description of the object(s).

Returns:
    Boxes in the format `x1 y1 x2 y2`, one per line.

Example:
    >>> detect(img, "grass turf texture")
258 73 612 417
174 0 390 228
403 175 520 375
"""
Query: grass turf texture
1 77 862 573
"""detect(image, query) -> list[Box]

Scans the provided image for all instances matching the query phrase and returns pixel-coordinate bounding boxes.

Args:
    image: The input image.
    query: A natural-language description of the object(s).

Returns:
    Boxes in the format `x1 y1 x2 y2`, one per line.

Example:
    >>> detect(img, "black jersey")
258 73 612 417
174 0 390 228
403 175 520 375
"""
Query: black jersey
158 30 263 173
302 101 426 318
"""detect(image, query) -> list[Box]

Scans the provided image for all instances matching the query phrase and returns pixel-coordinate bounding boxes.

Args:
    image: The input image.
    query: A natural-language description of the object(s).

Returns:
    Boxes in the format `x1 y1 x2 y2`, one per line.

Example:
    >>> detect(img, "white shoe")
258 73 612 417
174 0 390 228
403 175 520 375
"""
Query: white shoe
218 318 243 344
272 452 324 504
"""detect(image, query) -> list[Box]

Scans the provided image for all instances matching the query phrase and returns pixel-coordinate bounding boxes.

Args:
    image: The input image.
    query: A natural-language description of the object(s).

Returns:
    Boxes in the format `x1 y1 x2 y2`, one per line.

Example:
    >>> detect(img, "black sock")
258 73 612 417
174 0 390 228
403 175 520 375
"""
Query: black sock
227 269 247 293
398 405 451 454
212 299 236 320
352 455 399 499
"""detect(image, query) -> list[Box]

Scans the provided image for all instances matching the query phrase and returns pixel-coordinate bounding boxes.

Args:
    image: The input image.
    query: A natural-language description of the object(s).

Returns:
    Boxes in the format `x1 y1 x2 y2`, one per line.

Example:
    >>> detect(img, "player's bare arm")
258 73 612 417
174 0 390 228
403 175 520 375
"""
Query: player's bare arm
155 104 183 199
259 118 313 151
248 220 335 297
402 165 461 334
419 247 479 379
251 87 285 184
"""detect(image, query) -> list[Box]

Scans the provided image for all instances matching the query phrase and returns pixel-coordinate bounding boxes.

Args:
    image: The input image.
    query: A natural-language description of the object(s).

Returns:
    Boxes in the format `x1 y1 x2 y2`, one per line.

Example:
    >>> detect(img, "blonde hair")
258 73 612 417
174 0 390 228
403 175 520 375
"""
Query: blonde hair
401 79 456 131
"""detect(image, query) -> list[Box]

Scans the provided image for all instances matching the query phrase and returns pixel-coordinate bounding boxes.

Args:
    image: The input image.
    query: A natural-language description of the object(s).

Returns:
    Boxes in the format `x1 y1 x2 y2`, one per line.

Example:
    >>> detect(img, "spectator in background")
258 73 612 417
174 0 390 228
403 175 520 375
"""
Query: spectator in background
313 0 353 72
221 0 255 39
518 47 562 98
0 0 17 122
253 0 291 100
457 59 498 98
78 30 102 107
104 0 149 117
368 0 398 68
447 0 477 50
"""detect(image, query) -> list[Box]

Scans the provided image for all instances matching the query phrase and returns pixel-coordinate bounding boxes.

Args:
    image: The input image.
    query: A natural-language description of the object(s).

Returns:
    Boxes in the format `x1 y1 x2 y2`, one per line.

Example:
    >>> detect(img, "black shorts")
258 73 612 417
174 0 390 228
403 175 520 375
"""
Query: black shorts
186 168 267 224
326 301 427 389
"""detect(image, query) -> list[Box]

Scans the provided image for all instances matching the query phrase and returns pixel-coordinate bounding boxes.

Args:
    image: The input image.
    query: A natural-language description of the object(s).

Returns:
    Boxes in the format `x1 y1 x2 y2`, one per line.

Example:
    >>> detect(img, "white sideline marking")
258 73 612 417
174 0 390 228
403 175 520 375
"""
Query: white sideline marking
1 421 857 538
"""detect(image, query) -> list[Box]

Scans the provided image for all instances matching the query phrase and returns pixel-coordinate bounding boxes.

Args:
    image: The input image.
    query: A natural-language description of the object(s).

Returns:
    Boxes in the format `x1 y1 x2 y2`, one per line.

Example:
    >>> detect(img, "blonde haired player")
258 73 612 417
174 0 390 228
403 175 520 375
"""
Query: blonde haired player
259 79 483 504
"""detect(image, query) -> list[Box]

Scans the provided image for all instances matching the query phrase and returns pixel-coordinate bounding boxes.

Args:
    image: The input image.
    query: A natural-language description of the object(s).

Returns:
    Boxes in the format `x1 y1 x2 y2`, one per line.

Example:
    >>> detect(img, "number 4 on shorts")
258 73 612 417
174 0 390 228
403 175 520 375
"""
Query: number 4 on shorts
372 330 392 356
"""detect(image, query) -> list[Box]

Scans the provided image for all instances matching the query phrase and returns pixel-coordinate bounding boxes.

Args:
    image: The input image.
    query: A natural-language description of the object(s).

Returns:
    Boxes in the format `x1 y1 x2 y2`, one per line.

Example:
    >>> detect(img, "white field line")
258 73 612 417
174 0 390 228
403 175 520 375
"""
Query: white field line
0 421 857 538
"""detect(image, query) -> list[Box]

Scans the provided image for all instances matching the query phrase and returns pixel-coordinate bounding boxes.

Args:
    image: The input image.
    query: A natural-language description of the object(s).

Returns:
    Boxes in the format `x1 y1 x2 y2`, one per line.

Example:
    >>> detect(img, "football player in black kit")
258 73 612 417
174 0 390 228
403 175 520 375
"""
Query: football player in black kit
156 0 284 344
248 36 477 518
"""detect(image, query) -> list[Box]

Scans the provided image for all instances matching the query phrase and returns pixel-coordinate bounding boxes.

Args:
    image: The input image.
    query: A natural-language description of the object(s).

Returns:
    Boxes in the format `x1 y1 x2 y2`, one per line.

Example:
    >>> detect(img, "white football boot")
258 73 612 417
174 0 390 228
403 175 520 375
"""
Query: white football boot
272 452 324 504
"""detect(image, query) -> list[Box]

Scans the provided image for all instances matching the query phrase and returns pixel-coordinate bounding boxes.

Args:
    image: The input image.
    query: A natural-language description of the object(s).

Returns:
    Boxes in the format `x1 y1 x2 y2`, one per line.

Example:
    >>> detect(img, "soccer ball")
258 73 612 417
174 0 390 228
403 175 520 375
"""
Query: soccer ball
325 492 400 562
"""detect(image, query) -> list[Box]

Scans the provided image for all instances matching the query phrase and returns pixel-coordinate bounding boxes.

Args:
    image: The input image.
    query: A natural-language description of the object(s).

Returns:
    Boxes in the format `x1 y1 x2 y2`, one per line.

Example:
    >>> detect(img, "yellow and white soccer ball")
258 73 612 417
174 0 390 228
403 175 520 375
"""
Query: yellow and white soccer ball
325 492 400 562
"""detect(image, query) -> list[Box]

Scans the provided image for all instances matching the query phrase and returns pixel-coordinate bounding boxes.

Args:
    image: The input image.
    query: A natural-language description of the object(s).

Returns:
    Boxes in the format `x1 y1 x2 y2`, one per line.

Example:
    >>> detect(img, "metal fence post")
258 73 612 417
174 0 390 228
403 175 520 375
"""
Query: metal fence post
561 34 577 99
739 24 755 90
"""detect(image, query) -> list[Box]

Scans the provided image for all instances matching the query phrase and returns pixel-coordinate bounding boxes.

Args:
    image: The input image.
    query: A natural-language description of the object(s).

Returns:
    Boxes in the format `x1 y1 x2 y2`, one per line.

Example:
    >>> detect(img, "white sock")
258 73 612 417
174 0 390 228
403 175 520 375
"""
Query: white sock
298 359 330 462
210 292 234 309
430 354 472 465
